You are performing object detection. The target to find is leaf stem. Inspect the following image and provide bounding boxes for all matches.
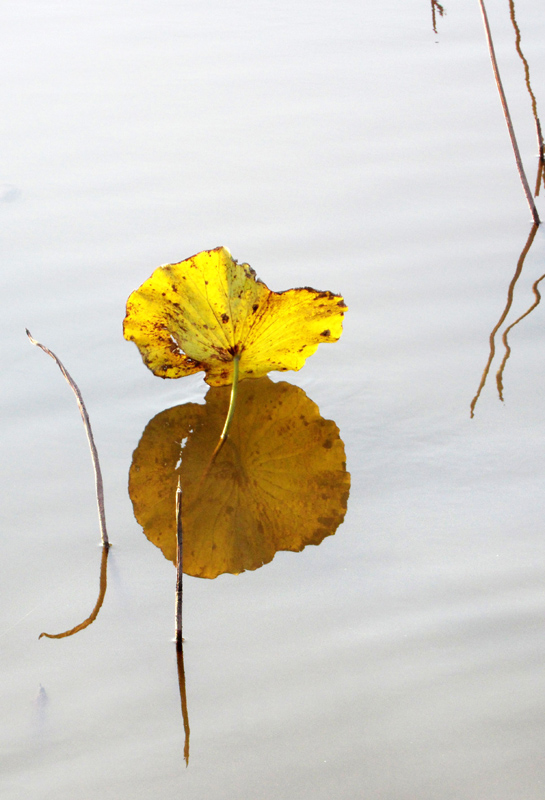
[218,353,240,445]
[196,354,241,489]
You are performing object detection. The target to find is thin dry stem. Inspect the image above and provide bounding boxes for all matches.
[26,329,109,547]
[477,0,540,224]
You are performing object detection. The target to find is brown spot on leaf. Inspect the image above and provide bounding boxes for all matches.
[320,329,330,337]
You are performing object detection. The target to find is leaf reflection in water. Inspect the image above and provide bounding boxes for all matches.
[129,377,350,579]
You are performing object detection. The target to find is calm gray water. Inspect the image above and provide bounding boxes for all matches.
[2,0,545,797]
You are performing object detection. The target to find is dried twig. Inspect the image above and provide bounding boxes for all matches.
[477,0,540,224]
[26,329,109,548]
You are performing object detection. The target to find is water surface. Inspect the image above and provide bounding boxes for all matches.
[2,1,545,797]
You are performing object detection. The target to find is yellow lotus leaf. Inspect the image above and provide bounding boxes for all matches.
[123,246,347,386]
[129,377,350,578]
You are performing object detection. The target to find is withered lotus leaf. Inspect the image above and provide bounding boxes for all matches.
[123,247,347,386]
[129,377,350,578]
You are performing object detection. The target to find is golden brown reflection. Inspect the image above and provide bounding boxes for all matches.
[508,0,545,197]
[39,544,110,639]
[129,377,350,579]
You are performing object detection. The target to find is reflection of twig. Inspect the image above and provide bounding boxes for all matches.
[26,330,110,548]
[174,476,190,762]
[477,0,540,225]
[39,545,110,639]
[496,271,545,399]
[431,0,445,34]
[508,0,545,197]
[470,222,539,416]
[535,160,544,199]
[176,642,190,767]
[175,477,183,647]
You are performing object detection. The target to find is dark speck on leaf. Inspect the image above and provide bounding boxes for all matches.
[252,303,259,312]
[320,329,330,337]
[221,313,229,323]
